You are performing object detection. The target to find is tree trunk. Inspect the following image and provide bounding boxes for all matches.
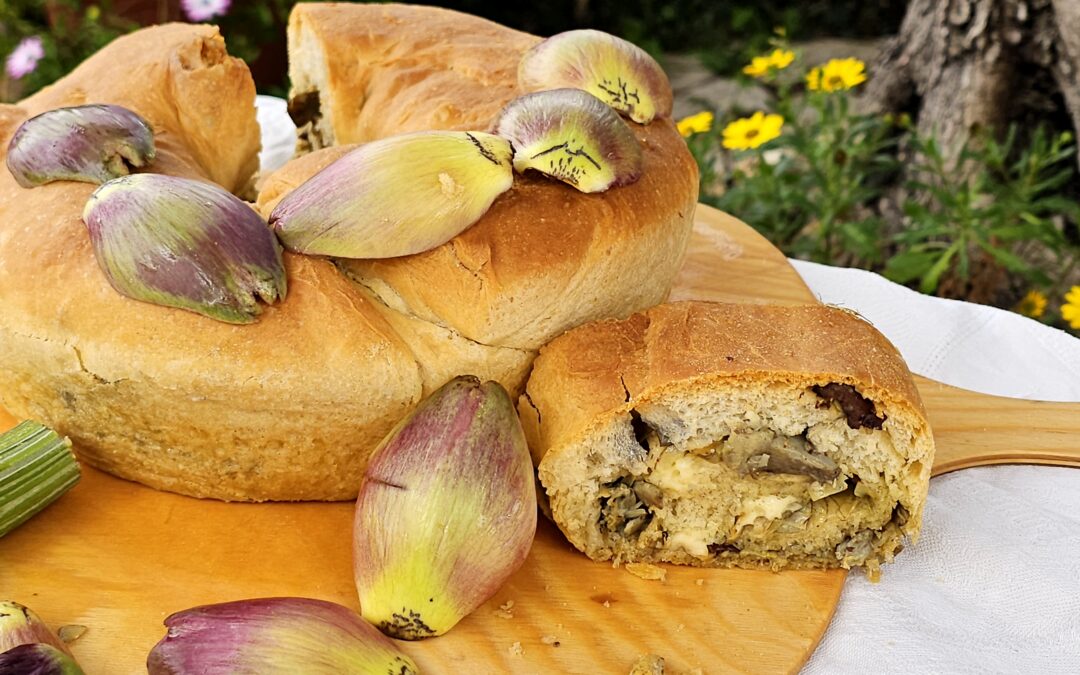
[860,0,1080,304]
[1048,0,1080,149]
[861,0,1080,168]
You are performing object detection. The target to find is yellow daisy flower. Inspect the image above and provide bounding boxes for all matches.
[807,57,868,92]
[721,112,784,151]
[676,111,714,138]
[1062,286,1080,329]
[743,49,796,78]
[1015,290,1047,319]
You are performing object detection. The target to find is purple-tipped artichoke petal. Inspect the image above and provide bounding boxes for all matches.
[518,29,673,124]
[6,104,155,188]
[0,601,72,656]
[81,174,287,324]
[0,644,85,675]
[354,375,538,640]
[493,89,643,193]
[269,130,513,258]
[146,597,417,675]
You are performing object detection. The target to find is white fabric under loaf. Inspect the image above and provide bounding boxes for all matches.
[793,260,1080,674]
[255,98,1080,674]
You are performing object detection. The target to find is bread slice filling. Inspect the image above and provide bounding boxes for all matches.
[540,381,924,577]
[288,90,331,154]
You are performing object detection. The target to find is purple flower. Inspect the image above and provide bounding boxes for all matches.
[181,0,231,22]
[5,36,44,80]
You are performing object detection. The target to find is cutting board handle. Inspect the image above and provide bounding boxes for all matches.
[915,376,1080,476]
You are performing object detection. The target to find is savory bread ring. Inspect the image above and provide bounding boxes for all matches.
[0,4,697,501]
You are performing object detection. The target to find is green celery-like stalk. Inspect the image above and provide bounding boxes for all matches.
[0,421,80,538]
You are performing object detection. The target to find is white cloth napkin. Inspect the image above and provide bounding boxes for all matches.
[253,99,1080,673]
[255,95,296,176]
[793,260,1080,674]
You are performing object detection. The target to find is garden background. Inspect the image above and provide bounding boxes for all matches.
[4,0,1079,334]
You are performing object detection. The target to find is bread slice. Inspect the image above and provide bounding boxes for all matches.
[519,302,935,578]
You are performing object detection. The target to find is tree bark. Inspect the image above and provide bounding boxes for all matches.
[1049,0,1080,150]
[860,0,1080,304]
[865,0,1080,170]
[861,0,1060,169]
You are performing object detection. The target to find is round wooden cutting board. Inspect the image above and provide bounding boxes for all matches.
[2,205,1079,675]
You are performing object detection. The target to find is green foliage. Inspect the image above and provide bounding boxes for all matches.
[3,1,904,101]
[685,47,1080,331]
[211,1,292,73]
[597,0,905,75]
[885,127,1077,294]
[715,88,897,265]
[0,1,132,101]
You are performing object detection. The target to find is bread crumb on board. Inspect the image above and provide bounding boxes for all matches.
[628,654,704,675]
[509,641,524,657]
[540,634,562,647]
[695,578,704,586]
[493,600,515,619]
[629,654,665,675]
[625,562,667,582]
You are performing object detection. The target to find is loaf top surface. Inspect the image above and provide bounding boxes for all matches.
[1,4,698,392]
[276,3,699,349]
[289,2,539,140]
[0,25,420,407]
[256,121,698,349]
[521,301,928,458]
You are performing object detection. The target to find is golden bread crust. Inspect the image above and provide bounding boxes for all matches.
[0,7,698,500]
[0,26,422,500]
[282,2,698,348]
[520,301,928,465]
[288,3,537,141]
[259,120,698,348]
[518,301,934,573]
[20,24,260,193]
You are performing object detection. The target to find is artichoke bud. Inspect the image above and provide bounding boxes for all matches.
[6,104,155,188]
[0,601,72,656]
[146,597,417,674]
[517,29,673,124]
[0,643,85,675]
[82,174,287,324]
[269,131,513,258]
[354,375,537,640]
[493,89,643,193]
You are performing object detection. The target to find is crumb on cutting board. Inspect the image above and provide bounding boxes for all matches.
[695,578,704,586]
[626,562,667,582]
[629,654,705,675]
[541,634,562,647]
[493,600,515,619]
[58,625,87,644]
[509,641,524,657]
[629,654,665,675]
